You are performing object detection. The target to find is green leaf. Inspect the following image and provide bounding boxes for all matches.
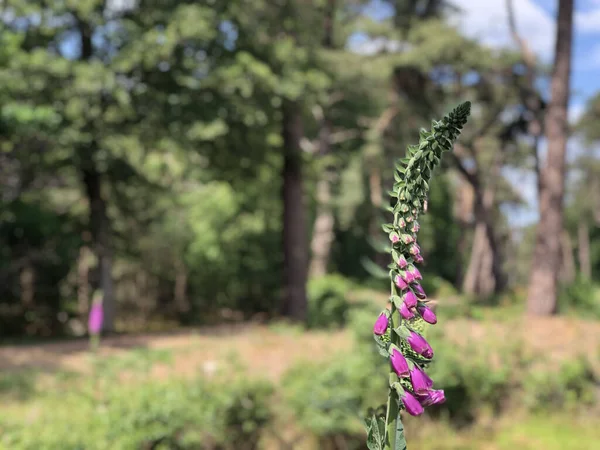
[394,416,408,450]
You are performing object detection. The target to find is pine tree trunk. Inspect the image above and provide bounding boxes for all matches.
[77,241,91,320]
[309,0,337,278]
[578,222,591,279]
[309,170,335,278]
[462,186,505,297]
[82,161,116,333]
[174,259,190,314]
[527,0,573,315]
[559,230,576,284]
[282,102,308,322]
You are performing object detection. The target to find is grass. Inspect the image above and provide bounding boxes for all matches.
[1,300,599,449]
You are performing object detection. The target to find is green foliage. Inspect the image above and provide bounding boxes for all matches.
[0,376,273,450]
[283,352,385,449]
[307,274,353,329]
[522,357,598,411]
[558,276,600,318]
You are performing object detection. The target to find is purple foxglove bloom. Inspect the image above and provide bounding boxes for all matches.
[398,218,406,228]
[411,222,420,233]
[395,275,408,290]
[407,331,433,358]
[88,303,103,335]
[397,255,408,269]
[411,267,422,280]
[399,301,415,320]
[390,233,400,243]
[410,365,433,394]
[413,283,426,299]
[405,216,413,223]
[409,244,420,256]
[373,314,388,335]
[414,254,424,263]
[402,234,413,245]
[418,305,437,324]
[419,389,446,407]
[404,290,418,308]
[403,271,415,284]
[402,391,424,416]
[390,348,410,378]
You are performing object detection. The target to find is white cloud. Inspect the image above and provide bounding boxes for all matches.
[449,0,556,60]
[569,102,585,124]
[575,8,600,33]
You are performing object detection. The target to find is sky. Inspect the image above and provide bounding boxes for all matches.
[356,0,600,227]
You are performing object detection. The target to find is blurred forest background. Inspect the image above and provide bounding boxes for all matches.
[1,0,600,449]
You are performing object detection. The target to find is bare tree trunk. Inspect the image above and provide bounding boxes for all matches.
[309,0,337,278]
[309,170,335,277]
[174,259,190,314]
[559,230,576,284]
[527,0,573,315]
[578,222,592,279]
[20,262,35,309]
[282,102,308,322]
[77,240,91,320]
[82,160,115,332]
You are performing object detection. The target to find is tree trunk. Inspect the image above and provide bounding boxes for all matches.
[77,240,91,320]
[559,230,576,284]
[309,0,337,278]
[578,222,591,279]
[282,102,308,321]
[20,262,35,309]
[174,259,190,314]
[527,0,573,315]
[82,160,116,333]
[462,166,505,297]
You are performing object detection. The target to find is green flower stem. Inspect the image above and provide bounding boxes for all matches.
[385,303,400,449]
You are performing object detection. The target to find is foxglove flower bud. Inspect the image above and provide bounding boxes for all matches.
[373,314,388,335]
[395,275,408,290]
[417,305,437,324]
[410,267,422,280]
[418,389,446,407]
[414,254,424,264]
[399,301,414,320]
[407,331,433,358]
[403,290,417,308]
[411,222,420,233]
[409,244,420,256]
[402,391,424,416]
[391,348,410,378]
[413,284,426,299]
[88,303,103,335]
[403,271,415,284]
[390,232,400,244]
[397,255,408,269]
[398,217,406,228]
[401,234,413,245]
[410,365,433,394]
[405,216,413,223]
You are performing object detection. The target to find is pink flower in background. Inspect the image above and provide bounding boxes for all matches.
[88,303,103,335]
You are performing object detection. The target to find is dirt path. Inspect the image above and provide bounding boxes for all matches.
[1,317,599,383]
[0,324,351,381]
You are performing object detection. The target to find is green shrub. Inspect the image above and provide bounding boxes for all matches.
[558,276,600,318]
[282,353,385,449]
[307,274,352,329]
[0,376,273,450]
[523,356,598,412]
